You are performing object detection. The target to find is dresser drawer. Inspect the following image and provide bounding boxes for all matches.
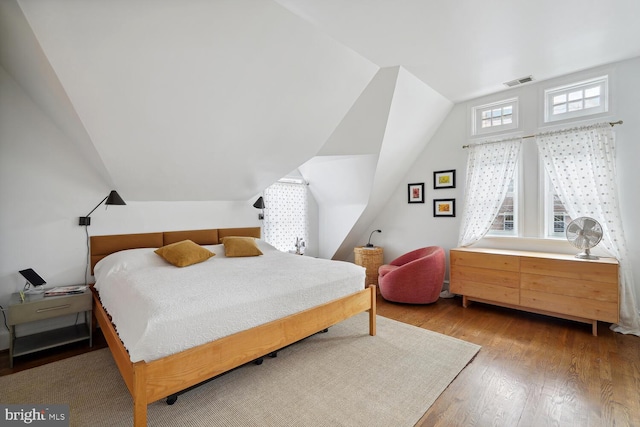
[451,250,519,272]
[8,292,92,324]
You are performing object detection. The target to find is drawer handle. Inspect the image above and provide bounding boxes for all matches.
[36,304,71,313]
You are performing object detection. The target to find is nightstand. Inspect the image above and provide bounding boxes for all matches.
[354,246,384,289]
[8,290,92,368]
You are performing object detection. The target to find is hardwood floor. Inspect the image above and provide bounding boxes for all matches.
[2,295,639,426]
[0,329,107,376]
[376,295,640,427]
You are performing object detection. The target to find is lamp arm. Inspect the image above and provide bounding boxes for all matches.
[84,195,109,218]
[366,229,382,247]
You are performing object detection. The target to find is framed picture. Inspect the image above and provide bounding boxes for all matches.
[433,170,456,189]
[408,183,424,203]
[433,199,455,217]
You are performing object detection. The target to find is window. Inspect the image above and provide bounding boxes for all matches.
[544,76,608,123]
[472,98,519,135]
[487,171,518,236]
[263,180,309,253]
[544,174,572,238]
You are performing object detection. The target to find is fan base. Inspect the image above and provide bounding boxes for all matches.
[575,252,599,260]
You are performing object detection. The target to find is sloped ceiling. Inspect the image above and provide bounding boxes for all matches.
[16,0,378,201]
[6,0,640,207]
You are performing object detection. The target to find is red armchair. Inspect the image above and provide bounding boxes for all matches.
[378,246,445,304]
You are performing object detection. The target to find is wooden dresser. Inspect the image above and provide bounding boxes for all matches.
[450,247,619,335]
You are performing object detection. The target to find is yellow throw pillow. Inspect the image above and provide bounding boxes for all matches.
[155,240,215,267]
[222,236,263,257]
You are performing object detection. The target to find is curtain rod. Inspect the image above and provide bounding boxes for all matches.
[462,120,623,149]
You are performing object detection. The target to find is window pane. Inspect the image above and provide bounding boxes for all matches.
[568,100,583,111]
[482,119,492,128]
[568,90,583,101]
[492,118,502,126]
[553,94,567,104]
[553,104,567,115]
[502,115,513,125]
[584,86,600,98]
[584,97,601,108]
[492,108,502,118]
[503,105,513,115]
[482,110,492,119]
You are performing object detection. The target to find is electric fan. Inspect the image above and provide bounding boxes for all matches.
[565,217,603,260]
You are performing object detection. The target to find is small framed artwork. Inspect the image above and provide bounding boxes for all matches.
[408,183,425,204]
[433,170,456,189]
[433,199,455,217]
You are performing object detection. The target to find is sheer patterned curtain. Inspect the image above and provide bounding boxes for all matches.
[263,182,309,253]
[458,139,522,247]
[537,123,640,335]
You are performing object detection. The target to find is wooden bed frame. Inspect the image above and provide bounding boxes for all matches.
[90,227,377,426]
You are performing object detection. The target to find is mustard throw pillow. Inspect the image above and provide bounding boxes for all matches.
[222,236,263,257]
[155,240,215,267]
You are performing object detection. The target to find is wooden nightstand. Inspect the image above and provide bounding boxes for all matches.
[354,246,384,289]
[8,290,92,368]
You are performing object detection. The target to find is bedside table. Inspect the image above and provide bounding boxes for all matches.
[8,290,92,368]
[354,246,384,289]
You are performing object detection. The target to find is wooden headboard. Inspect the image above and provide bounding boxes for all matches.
[90,227,261,273]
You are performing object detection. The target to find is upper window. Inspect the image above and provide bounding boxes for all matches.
[472,98,519,136]
[544,76,608,123]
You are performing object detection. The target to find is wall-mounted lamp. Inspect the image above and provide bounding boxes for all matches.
[253,196,265,220]
[366,229,382,247]
[79,190,126,226]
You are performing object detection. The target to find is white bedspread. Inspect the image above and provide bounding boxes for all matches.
[94,240,365,362]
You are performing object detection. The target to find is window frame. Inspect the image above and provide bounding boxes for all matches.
[471,97,519,136]
[543,75,609,123]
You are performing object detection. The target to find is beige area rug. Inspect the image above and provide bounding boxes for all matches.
[1,314,480,426]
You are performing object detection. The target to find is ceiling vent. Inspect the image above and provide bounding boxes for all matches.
[504,75,534,87]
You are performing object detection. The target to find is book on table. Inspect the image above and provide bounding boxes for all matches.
[44,285,88,297]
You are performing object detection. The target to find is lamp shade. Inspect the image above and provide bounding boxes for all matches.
[105,190,126,206]
[253,197,265,209]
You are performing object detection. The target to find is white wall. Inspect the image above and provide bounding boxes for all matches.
[370,57,640,307]
[0,67,264,349]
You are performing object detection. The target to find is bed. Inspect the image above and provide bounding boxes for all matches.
[90,227,376,426]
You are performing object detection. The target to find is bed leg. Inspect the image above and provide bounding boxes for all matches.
[369,285,377,336]
[268,351,278,358]
[166,394,178,405]
[254,357,264,365]
[132,364,148,427]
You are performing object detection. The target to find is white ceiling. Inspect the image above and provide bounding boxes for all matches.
[276,0,640,102]
[5,0,640,202]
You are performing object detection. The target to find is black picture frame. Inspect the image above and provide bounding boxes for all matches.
[408,183,425,203]
[433,199,456,217]
[433,170,456,189]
